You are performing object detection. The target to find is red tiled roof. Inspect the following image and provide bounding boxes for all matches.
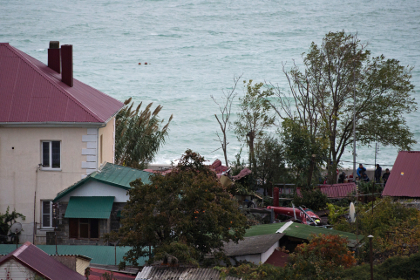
[382,151,420,197]
[297,183,356,199]
[0,43,123,123]
[0,242,85,280]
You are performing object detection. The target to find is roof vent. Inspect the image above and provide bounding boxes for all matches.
[48,41,61,73]
[61,44,73,87]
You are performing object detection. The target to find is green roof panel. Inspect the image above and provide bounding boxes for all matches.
[54,163,151,202]
[244,222,363,247]
[64,196,114,219]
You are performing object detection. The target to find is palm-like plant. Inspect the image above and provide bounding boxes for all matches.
[115,98,172,169]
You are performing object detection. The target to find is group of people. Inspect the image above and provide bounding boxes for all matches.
[356,163,391,185]
[336,163,391,185]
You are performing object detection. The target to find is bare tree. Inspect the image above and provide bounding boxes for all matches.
[211,76,241,167]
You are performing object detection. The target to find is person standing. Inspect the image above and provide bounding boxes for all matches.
[357,164,366,178]
[375,164,382,183]
[382,168,391,186]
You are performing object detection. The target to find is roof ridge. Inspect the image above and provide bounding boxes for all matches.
[6,44,104,123]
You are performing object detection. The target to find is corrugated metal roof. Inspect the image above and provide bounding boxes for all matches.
[0,242,85,280]
[64,196,114,219]
[382,151,420,197]
[222,234,283,256]
[296,183,356,198]
[0,43,123,123]
[244,222,362,247]
[135,266,241,280]
[54,163,151,201]
[0,244,147,266]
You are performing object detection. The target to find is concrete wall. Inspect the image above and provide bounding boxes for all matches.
[0,121,115,244]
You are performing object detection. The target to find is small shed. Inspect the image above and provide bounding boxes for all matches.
[222,234,284,265]
[0,242,85,280]
[136,266,240,280]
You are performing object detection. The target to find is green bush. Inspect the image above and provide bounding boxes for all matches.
[292,188,328,211]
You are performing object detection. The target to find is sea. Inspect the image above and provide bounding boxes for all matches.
[2,0,420,169]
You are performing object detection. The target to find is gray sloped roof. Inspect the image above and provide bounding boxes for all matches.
[136,266,241,280]
[223,234,283,257]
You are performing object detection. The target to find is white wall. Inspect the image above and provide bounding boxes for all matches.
[58,180,130,203]
[0,258,38,279]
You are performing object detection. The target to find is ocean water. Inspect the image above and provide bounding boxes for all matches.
[1,0,420,169]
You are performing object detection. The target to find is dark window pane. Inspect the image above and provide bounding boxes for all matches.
[52,141,60,168]
[43,214,50,227]
[69,219,78,238]
[80,223,89,238]
[43,201,50,213]
[90,219,99,238]
[42,201,51,227]
[42,142,50,167]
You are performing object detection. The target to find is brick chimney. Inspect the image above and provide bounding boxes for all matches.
[61,44,73,87]
[48,41,60,73]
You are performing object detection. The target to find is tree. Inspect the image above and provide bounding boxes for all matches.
[0,207,25,244]
[254,136,288,196]
[234,80,275,174]
[271,31,416,182]
[280,118,328,187]
[112,150,248,267]
[288,234,357,279]
[115,98,172,169]
[211,76,241,167]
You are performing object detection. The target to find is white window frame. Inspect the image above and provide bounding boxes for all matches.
[41,200,53,228]
[41,140,61,170]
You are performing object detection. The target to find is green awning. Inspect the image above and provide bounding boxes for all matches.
[64,196,114,219]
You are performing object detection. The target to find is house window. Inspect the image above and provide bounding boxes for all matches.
[42,201,53,228]
[69,218,99,239]
[42,141,61,169]
[100,134,103,164]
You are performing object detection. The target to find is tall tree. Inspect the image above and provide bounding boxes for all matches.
[234,80,275,174]
[271,32,416,182]
[254,136,287,195]
[115,98,172,169]
[211,76,241,167]
[280,119,328,187]
[112,150,248,267]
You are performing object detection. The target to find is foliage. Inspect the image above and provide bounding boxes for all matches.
[332,198,419,261]
[115,98,172,169]
[288,234,357,279]
[292,188,328,211]
[357,180,384,194]
[327,203,349,224]
[0,207,26,244]
[99,272,118,280]
[217,263,293,280]
[110,150,248,267]
[338,252,420,280]
[254,136,288,195]
[234,80,275,174]
[271,31,416,183]
[280,119,328,186]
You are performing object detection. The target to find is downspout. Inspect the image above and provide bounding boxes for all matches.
[34,164,41,244]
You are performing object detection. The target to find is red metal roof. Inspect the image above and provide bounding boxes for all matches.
[382,151,420,197]
[0,43,123,123]
[297,183,356,199]
[265,249,289,267]
[0,242,85,280]
[89,268,136,280]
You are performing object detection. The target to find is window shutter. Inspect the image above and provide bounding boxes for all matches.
[69,218,78,238]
